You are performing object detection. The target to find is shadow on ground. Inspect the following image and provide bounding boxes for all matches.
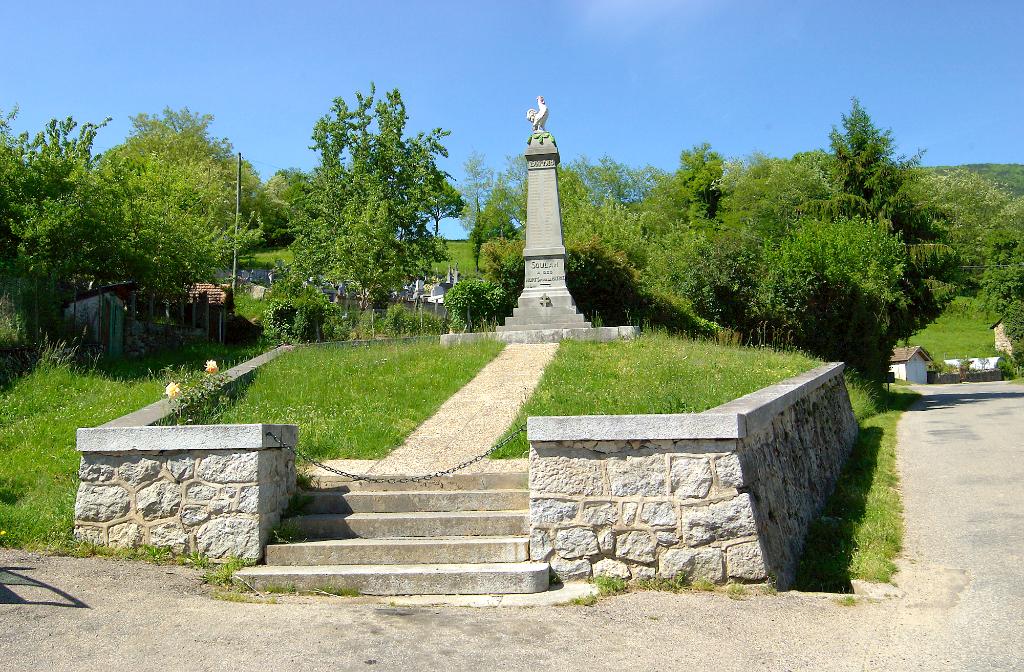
[0,566,89,608]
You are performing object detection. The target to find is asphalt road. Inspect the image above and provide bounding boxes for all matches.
[1,381,1021,672]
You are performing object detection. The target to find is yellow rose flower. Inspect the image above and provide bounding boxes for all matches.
[205,360,219,374]
[165,382,182,399]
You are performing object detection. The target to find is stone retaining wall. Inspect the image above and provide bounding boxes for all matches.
[527,363,858,589]
[74,424,297,560]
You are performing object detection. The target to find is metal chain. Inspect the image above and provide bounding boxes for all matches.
[265,423,526,484]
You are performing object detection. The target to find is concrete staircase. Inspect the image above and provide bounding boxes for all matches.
[235,472,550,596]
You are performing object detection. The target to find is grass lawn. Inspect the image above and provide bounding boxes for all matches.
[795,383,919,591]
[218,340,504,461]
[910,297,999,361]
[491,333,821,458]
[0,342,263,550]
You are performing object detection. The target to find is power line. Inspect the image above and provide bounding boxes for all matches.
[960,263,1024,269]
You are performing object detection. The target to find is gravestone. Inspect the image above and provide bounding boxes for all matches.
[497,100,590,333]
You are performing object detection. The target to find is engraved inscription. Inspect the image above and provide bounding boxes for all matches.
[524,257,566,289]
[528,158,557,169]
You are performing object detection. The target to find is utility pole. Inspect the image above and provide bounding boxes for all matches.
[231,152,241,291]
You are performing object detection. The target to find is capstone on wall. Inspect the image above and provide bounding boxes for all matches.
[73,424,297,560]
[527,364,858,589]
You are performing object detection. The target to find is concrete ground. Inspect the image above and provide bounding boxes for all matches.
[2,381,1022,671]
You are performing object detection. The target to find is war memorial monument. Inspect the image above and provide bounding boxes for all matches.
[441,97,637,345]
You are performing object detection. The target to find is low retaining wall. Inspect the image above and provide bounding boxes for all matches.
[74,424,297,559]
[928,370,1002,384]
[527,363,858,589]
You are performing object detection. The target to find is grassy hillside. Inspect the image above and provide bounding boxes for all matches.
[432,239,478,277]
[909,297,999,361]
[928,163,1024,196]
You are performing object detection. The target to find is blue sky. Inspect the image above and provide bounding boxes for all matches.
[3,0,1022,238]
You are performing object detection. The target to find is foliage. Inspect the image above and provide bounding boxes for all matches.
[757,217,907,374]
[255,168,310,247]
[262,288,339,343]
[219,340,504,460]
[720,151,833,238]
[376,303,444,337]
[931,163,1024,197]
[293,85,451,306]
[647,229,762,332]
[641,142,725,231]
[162,364,231,425]
[443,277,512,332]
[492,332,818,458]
[479,236,715,338]
[978,232,1024,315]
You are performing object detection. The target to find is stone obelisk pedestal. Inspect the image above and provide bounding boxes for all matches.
[497,134,591,333]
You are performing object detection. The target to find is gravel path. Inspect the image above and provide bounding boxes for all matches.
[359,343,557,476]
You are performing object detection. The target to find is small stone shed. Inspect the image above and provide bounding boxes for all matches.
[889,346,932,384]
[992,319,1014,357]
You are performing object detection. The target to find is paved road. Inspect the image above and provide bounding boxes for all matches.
[1,382,1021,672]
[888,380,1024,670]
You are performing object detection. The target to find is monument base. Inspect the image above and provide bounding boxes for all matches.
[497,286,590,333]
[440,326,638,347]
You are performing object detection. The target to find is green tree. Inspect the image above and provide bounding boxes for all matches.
[3,112,118,281]
[720,151,833,239]
[643,143,725,232]
[255,168,310,247]
[294,85,450,306]
[424,174,464,237]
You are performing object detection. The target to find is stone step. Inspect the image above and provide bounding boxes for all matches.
[287,510,529,539]
[309,471,528,492]
[302,489,529,514]
[235,562,550,595]
[498,321,593,332]
[265,536,530,565]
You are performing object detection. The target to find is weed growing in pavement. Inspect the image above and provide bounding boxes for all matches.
[202,557,255,587]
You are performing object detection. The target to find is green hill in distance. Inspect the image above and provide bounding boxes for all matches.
[927,163,1024,196]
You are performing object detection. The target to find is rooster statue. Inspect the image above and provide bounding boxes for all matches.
[526,96,549,132]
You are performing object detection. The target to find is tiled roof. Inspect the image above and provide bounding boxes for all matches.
[188,283,227,306]
[890,346,932,364]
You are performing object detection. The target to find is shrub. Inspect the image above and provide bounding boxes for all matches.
[480,235,717,338]
[262,287,339,343]
[648,230,763,333]
[377,303,444,337]
[444,277,512,332]
[162,361,230,424]
[757,217,906,376]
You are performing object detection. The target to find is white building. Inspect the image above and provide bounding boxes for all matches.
[889,346,933,384]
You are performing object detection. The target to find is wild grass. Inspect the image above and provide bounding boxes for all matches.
[0,342,263,549]
[232,291,265,324]
[794,379,919,591]
[910,296,999,362]
[491,332,820,458]
[218,340,504,460]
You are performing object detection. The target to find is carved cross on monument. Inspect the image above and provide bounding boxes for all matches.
[497,98,590,333]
